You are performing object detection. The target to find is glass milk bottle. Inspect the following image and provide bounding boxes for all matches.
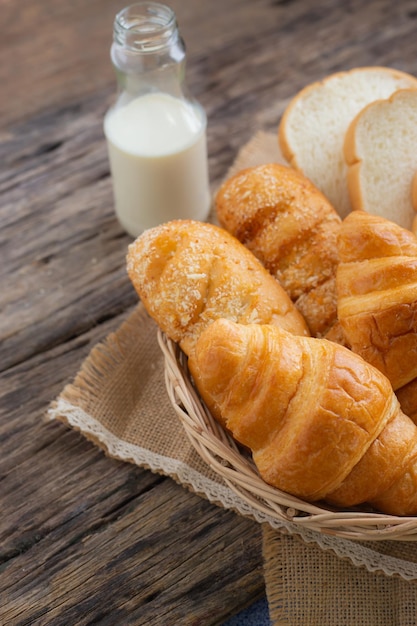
[104,2,211,238]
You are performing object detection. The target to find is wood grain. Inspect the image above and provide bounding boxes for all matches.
[2,0,417,623]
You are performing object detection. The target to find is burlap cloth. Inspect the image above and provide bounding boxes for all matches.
[48,132,417,625]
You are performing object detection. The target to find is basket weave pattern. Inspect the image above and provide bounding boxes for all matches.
[159,331,417,542]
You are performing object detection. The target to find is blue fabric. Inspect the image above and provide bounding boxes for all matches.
[222,595,271,625]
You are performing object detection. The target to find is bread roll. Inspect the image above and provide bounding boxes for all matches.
[336,210,417,390]
[215,163,341,336]
[397,379,417,425]
[127,219,309,356]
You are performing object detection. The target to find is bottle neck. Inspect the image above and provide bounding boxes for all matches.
[110,2,187,100]
[113,2,177,52]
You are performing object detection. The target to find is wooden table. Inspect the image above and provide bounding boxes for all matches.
[2,1,417,623]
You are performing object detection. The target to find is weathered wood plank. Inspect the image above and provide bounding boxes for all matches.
[2,0,417,623]
[0,436,263,625]
[0,314,264,625]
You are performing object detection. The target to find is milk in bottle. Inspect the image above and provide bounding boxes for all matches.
[104,3,210,237]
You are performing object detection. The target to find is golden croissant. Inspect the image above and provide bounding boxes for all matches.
[189,318,417,516]
[215,163,341,336]
[126,219,309,356]
[336,210,417,392]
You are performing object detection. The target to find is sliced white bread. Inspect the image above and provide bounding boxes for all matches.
[278,67,417,218]
[344,88,417,230]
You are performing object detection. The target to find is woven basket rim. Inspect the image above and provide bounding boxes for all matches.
[158,330,417,542]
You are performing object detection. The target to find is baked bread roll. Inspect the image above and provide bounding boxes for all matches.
[397,379,417,425]
[215,163,341,336]
[278,67,417,218]
[127,220,309,356]
[336,210,417,390]
[344,88,417,230]
[189,318,417,515]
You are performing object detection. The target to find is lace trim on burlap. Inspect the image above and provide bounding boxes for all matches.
[48,398,417,581]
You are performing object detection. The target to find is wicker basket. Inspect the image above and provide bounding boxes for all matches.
[158,330,417,542]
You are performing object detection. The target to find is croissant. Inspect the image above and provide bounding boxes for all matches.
[189,318,417,515]
[126,220,309,356]
[336,210,417,390]
[214,163,342,336]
